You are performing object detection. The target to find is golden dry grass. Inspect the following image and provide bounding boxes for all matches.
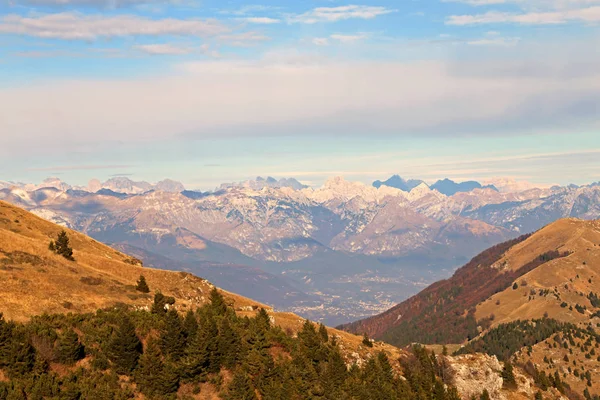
[475,218,600,329]
[0,200,402,367]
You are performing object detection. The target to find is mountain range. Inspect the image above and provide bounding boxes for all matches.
[0,193,600,400]
[1,199,578,399]
[1,174,599,325]
[341,217,600,398]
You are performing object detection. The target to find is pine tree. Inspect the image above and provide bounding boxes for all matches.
[535,391,543,400]
[135,339,179,397]
[318,323,329,343]
[54,230,74,261]
[501,361,516,388]
[56,329,85,365]
[323,348,347,395]
[219,317,241,369]
[135,275,150,293]
[362,332,373,347]
[160,309,186,361]
[183,310,199,339]
[209,288,227,316]
[48,241,55,252]
[106,316,142,374]
[255,308,271,332]
[0,314,13,368]
[480,389,491,400]
[4,330,35,378]
[151,292,175,315]
[226,369,257,400]
[181,314,219,379]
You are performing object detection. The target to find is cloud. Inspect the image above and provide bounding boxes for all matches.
[312,37,329,46]
[221,5,281,16]
[237,17,280,24]
[26,165,133,171]
[134,44,193,55]
[13,0,181,8]
[311,33,368,46]
[288,5,396,24]
[467,36,520,45]
[447,6,600,25]
[0,13,230,40]
[218,31,269,46]
[330,33,368,43]
[1,44,600,155]
[443,0,600,6]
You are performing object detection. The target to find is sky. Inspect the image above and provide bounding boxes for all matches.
[1,0,600,190]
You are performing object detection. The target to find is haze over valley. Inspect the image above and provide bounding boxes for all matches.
[3,174,599,325]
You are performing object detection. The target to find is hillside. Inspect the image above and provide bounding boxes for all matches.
[341,218,600,348]
[0,200,403,365]
[2,178,600,325]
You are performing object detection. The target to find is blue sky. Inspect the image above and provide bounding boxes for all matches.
[1,0,600,189]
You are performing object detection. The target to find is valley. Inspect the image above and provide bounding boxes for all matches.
[2,175,600,325]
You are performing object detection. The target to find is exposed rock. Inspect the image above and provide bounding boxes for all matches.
[442,354,504,400]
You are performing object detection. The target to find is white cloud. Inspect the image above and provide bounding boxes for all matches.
[288,5,395,24]
[222,5,280,16]
[2,47,599,154]
[0,13,230,40]
[134,44,193,55]
[312,37,329,46]
[218,31,269,46]
[444,0,600,7]
[447,6,600,25]
[237,17,280,24]
[467,36,520,45]
[14,0,180,8]
[330,33,368,43]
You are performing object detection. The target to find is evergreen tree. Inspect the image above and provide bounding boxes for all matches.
[255,308,271,332]
[135,275,150,293]
[135,339,179,398]
[160,309,186,361]
[323,348,347,397]
[4,330,35,378]
[54,230,74,261]
[534,391,543,400]
[480,389,491,400]
[219,317,242,369]
[447,387,462,400]
[0,314,13,368]
[48,241,55,252]
[209,288,228,316]
[226,369,258,400]
[181,314,219,379]
[362,332,373,347]
[318,323,329,343]
[501,361,516,388]
[56,329,85,365]
[183,310,199,339]
[106,317,142,374]
[151,292,175,315]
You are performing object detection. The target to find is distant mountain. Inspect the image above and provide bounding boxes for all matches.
[340,217,600,398]
[2,176,600,324]
[430,178,498,196]
[372,175,424,191]
[85,177,186,194]
[340,218,600,345]
[483,177,543,193]
[154,178,186,193]
[219,176,307,190]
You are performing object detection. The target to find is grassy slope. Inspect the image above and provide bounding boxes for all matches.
[0,200,403,364]
[475,219,600,328]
